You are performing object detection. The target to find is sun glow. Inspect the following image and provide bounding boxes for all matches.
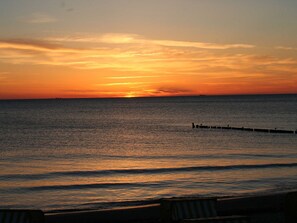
[0,32,297,99]
[124,92,137,98]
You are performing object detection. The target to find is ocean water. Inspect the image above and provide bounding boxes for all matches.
[0,94,296,211]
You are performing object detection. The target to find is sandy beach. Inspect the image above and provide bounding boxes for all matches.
[44,190,297,223]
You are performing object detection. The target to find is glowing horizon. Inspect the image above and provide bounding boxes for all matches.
[1,1,297,99]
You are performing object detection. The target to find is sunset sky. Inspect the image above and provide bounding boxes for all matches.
[0,0,297,99]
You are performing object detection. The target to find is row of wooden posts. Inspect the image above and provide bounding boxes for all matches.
[192,123,297,134]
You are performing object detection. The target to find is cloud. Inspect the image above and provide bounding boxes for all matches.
[100,33,255,49]
[275,46,297,51]
[151,87,193,95]
[47,33,255,50]
[0,35,297,90]
[107,75,160,79]
[152,40,254,50]
[23,13,57,24]
[60,89,126,98]
[98,82,149,86]
[0,39,62,51]
[99,33,141,44]
[62,89,100,93]
[1,30,296,98]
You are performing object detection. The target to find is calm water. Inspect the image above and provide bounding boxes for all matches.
[0,95,297,211]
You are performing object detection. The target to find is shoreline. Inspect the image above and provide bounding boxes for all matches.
[44,190,297,223]
[44,189,297,214]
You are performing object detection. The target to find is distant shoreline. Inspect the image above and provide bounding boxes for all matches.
[0,93,296,101]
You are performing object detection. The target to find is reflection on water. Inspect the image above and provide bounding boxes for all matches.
[0,95,297,210]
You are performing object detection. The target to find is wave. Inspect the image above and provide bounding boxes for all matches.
[1,162,297,181]
[101,153,296,160]
[27,182,152,191]
[21,173,297,192]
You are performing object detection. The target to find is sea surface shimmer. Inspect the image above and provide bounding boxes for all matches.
[0,94,297,211]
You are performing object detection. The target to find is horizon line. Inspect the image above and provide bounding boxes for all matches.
[1,93,296,101]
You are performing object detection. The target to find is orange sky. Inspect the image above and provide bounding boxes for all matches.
[1,1,297,99]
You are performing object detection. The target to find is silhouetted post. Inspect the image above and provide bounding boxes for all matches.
[192,123,195,128]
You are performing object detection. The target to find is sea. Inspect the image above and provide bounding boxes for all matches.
[0,94,297,212]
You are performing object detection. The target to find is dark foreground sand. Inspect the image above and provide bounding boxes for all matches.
[45,191,297,223]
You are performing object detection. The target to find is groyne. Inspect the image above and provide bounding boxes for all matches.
[192,123,296,134]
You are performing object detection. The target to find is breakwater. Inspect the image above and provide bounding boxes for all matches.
[192,123,296,134]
